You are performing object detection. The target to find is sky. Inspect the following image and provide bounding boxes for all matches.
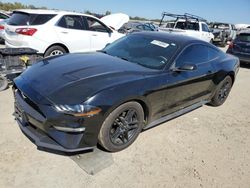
[2,0,250,24]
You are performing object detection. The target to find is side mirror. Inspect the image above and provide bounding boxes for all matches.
[172,64,197,72]
[107,27,114,33]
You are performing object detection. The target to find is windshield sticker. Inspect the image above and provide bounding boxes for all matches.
[151,40,169,48]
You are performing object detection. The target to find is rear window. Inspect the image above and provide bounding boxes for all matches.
[237,33,250,42]
[175,22,199,31]
[8,12,56,26]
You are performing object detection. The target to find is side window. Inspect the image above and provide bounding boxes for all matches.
[208,47,220,60]
[57,15,85,30]
[85,17,109,33]
[175,44,209,67]
[202,23,209,32]
[30,14,56,25]
[143,25,153,31]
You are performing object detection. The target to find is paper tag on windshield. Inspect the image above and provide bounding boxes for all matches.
[151,40,169,48]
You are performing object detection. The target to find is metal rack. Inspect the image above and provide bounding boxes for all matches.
[159,12,207,26]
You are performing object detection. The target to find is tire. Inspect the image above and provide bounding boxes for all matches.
[210,76,232,106]
[0,76,8,91]
[98,101,144,152]
[220,38,227,47]
[44,45,67,57]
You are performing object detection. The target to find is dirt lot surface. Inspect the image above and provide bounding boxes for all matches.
[0,46,250,188]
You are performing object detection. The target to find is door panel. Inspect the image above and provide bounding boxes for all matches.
[84,16,113,51]
[90,32,113,51]
[54,15,91,53]
[162,63,215,116]
[161,44,217,116]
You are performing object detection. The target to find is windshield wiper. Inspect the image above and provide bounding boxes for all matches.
[119,56,129,61]
[97,50,107,54]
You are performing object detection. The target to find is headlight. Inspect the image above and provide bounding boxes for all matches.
[54,104,101,117]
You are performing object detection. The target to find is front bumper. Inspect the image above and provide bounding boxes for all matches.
[12,78,102,153]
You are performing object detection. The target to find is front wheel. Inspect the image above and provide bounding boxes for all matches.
[98,102,144,152]
[210,76,232,106]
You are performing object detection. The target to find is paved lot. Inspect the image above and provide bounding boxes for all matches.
[0,46,250,187]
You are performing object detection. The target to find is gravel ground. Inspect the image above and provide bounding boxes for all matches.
[0,46,250,188]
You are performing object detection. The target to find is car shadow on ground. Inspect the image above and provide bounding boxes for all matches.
[240,62,250,69]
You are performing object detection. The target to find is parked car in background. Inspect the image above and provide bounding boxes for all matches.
[4,9,129,57]
[0,11,10,44]
[227,31,250,64]
[13,32,239,153]
[0,19,8,43]
[210,22,237,46]
[0,11,10,21]
[210,23,227,47]
[159,12,214,43]
[119,21,158,34]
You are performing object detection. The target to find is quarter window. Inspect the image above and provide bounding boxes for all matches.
[85,17,109,33]
[58,15,85,30]
[175,44,219,67]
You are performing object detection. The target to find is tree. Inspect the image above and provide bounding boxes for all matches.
[105,11,111,15]
[0,2,47,11]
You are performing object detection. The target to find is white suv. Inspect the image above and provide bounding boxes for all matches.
[4,9,129,57]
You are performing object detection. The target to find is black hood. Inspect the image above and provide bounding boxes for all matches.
[19,52,154,104]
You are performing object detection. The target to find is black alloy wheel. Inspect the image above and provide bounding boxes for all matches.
[98,102,144,152]
[210,76,232,106]
[110,109,139,146]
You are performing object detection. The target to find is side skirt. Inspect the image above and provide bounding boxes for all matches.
[143,100,209,130]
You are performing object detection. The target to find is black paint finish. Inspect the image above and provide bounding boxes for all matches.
[13,32,239,153]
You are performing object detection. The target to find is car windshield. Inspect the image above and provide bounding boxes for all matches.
[237,33,250,42]
[103,34,178,70]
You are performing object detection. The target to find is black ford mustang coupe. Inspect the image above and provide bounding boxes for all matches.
[13,32,239,153]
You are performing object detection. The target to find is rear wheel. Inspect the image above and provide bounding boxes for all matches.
[210,76,232,106]
[0,76,8,91]
[44,45,67,57]
[98,102,144,152]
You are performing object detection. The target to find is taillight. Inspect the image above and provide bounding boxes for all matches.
[228,42,234,49]
[0,25,4,30]
[15,28,37,36]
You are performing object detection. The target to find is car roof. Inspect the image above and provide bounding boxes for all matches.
[132,31,211,47]
[13,9,95,17]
